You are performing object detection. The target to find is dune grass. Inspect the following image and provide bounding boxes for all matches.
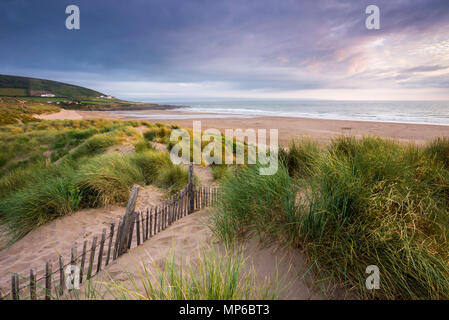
[211,136,449,299]
[62,247,280,300]
[0,120,190,243]
[4,246,281,300]
[211,164,230,181]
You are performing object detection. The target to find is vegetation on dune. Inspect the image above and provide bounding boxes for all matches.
[99,247,280,300]
[211,164,230,181]
[211,136,449,299]
[9,246,280,300]
[0,97,60,125]
[0,120,188,243]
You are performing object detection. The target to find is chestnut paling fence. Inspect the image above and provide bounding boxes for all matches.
[0,164,219,300]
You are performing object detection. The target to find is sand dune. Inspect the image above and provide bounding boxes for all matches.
[86,209,343,300]
[0,185,164,293]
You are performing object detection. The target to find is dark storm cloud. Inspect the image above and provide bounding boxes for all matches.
[0,0,448,97]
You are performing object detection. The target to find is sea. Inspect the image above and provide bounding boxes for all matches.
[113,99,449,125]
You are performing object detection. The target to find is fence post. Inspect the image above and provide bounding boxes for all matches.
[87,236,97,280]
[145,209,149,240]
[80,240,87,283]
[30,269,36,300]
[149,208,153,238]
[45,261,51,300]
[11,274,18,300]
[113,217,123,260]
[71,243,77,266]
[97,228,106,273]
[118,184,140,256]
[59,255,64,297]
[154,207,158,235]
[127,213,137,249]
[105,223,115,266]
[136,212,141,246]
[188,162,194,214]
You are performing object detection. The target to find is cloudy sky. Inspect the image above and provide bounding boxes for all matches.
[1,0,448,101]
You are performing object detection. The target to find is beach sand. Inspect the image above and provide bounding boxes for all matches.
[36,109,449,145]
[0,185,165,293]
[0,165,342,299]
[3,107,444,298]
[87,208,346,300]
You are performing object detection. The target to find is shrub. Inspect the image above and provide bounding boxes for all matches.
[425,137,449,169]
[0,174,81,242]
[211,136,449,299]
[100,247,280,300]
[155,165,189,193]
[75,154,144,207]
[279,139,321,177]
[211,164,229,181]
[130,151,172,184]
[69,130,123,160]
[211,163,296,246]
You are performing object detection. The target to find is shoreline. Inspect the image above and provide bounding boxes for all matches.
[36,108,449,145]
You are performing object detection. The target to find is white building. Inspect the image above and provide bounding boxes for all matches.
[40,93,55,97]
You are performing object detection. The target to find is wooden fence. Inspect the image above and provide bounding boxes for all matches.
[0,163,219,300]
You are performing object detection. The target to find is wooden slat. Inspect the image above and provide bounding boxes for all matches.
[105,223,115,266]
[71,243,77,266]
[142,211,145,241]
[164,201,167,229]
[87,236,97,280]
[155,206,159,233]
[113,217,123,260]
[189,163,194,214]
[136,212,141,246]
[45,261,52,300]
[97,228,106,273]
[11,274,18,300]
[127,213,136,249]
[183,190,187,217]
[149,208,153,238]
[119,184,140,255]
[80,240,87,284]
[59,255,64,296]
[173,195,177,225]
[30,269,36,300]
[145,209,149,240]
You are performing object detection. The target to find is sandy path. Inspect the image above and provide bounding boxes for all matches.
[34,109,84,120]
[87,209,338,300]
[0,185,164,293]
[34,109,121,121]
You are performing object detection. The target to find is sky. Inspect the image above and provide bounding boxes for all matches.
[1,0,449,101]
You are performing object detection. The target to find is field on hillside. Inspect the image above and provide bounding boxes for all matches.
[0,74,103,99]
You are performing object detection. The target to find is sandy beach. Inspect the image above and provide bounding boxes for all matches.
[37,108,449,145]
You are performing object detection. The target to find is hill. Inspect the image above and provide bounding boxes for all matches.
[0,74,104,99]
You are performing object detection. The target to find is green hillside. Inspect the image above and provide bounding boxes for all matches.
[0,74,104,99]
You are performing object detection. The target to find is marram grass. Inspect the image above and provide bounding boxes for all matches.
[211,136,449,299]
[7,246,282,300]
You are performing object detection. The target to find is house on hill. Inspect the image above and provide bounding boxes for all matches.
[40,93,55,97]
[30,90,55,97]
